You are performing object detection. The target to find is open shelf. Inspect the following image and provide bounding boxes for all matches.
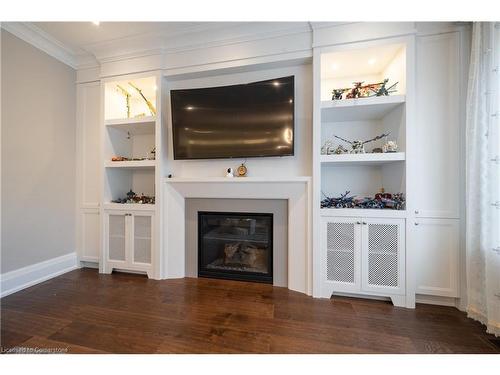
[103,203,156,211]
[105,117,156,135]
[320,208,407,218]
[105,160,156,169]
[321,95,405,122]
[320,152,405,165]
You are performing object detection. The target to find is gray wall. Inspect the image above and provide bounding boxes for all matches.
[185,199,288,287]
[1,31,76,273]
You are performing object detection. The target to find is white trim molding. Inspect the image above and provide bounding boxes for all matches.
[0,22,78,68]
[0,253,79,298]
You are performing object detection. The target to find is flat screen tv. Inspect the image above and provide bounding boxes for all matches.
[170,76,294,160]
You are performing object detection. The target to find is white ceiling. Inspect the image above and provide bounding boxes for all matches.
[32,22,227,55]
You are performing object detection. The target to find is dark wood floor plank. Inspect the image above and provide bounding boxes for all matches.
[1,269,498,354]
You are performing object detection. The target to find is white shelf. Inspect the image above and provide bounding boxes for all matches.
[320,152,405,166]
[320,208,407,218]
[103,203,156,211]
[105,116,156,135]
[321,95,405,122]
[105,160,156,169]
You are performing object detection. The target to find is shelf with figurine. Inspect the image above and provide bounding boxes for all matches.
[320,189,406,215]
[321,132,403,165]
[106,147,156,169]
[108,189,156,206]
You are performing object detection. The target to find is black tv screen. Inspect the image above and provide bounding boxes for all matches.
[170,76,294,160]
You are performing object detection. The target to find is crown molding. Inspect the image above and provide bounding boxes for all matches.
[1,22,79,69]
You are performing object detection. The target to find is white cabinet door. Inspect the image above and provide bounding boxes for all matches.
[107,213,128,264]
[131,213,154,266]
[104,210,154,274]
[361,218,405,295]
[321,217,362,294]
[76,82,101,262]
[415,218,459,297]
[415,32,461,218]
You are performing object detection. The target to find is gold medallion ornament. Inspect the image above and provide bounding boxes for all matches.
[237,163,247,177]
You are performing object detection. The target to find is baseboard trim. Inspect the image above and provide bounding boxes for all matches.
[1,253,79,298]
[416,294,459,307]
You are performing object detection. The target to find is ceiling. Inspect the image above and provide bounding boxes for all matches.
[32,22,229,55]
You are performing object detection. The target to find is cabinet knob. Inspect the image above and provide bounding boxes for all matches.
[356,221,361,225]
[415,210,419,214]
[415,222,419,226]
[362,222,367,225]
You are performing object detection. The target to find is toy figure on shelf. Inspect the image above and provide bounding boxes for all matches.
[331,88,346,100]
[116,84,132,118]
[321,191,405,210]
[333,133,390,154]
[111,190,155,205]
[111,156,129,161]
[128,82,156,116]
[321,140,334,155]
[370,78,398,96]
[149,147,156,160]
[346,82,363,99]
[382,140,398,153]
[333,145,349,154]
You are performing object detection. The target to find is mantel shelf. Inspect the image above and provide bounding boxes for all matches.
[320,152,405,165]
[105,160,156,169]
[165,176,311,183]
[321,95,406,122]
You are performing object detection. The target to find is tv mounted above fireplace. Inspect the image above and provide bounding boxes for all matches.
[170,76,295,160]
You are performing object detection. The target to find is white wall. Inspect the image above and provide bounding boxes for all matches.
[1,31,76,273]
[165,64,312,178]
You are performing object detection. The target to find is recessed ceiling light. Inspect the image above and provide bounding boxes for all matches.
[92,21,100,26]
[186,106,194,110]
[368,58,376,65]
[273,81,280,86]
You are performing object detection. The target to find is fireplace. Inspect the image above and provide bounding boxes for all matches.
[198,211,273,283]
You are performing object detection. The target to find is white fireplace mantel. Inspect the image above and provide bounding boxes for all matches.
[163,176,312,295]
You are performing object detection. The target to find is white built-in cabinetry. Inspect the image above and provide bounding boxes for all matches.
[99,72,164,279]
[76,81,101,263]
[104,208,155,277]
[313,36,413,307]
[412,30,465,300]
[321,216,405,301]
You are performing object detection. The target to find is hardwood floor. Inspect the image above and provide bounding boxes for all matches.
[1,268,499,354]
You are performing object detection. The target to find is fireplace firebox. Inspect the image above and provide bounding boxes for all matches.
[198,211,273,283]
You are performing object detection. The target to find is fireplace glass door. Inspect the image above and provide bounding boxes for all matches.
[198,211,273,283]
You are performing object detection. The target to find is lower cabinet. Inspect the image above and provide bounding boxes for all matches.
[414,218,459,297]
[321,216,406,301]
[103,210,154,277]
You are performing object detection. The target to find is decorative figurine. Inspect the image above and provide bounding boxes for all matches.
[128,82,156,116]
[111,190,155,205]
[346,82,363,99]
[331,88,345,100]
[333,145,349,154]
[383,140,398,153]
[331,78,398,101]
[321,140,335,155]
[334,133,390,154]
[111,156,129,161]
[116,85,132,118]
[237,163,247,177]
[149,146,156,160]
[321,191,405,210]
[370,78,398,96]
[226,168,234,178]
[372,147,383,153]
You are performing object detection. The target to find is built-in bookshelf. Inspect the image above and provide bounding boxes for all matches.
[318,42,408,211]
